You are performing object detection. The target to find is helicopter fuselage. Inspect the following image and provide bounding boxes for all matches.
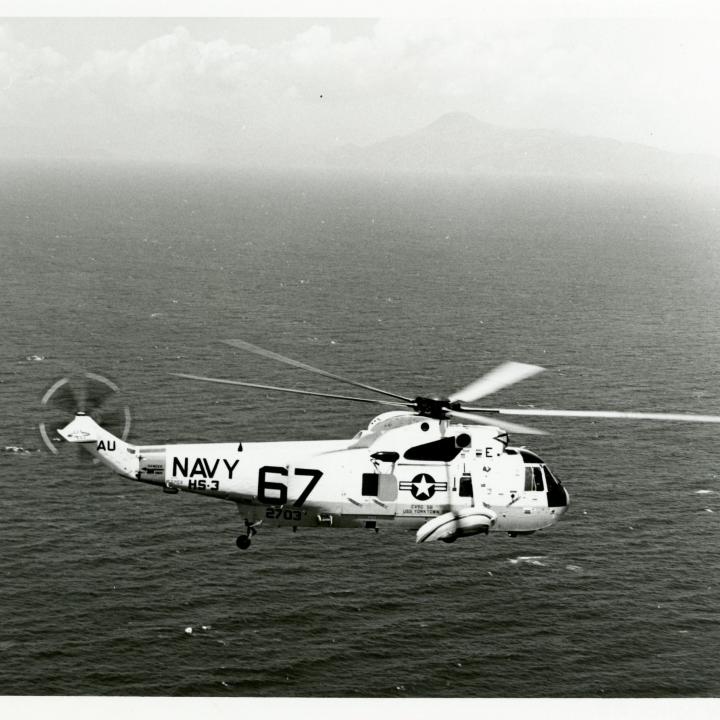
[62,411,569,542]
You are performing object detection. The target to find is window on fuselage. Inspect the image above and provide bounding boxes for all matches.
[543,466,560,488]
[524,466,545,492]
[362,473,379,496]
[459,475,473,498]
[361,473,398,501]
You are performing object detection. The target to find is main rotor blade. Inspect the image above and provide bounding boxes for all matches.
[447,410,546,435]
[221,339,413,402]
[171,373,412,408]
[464,407,720,424]
[449,362,544,404]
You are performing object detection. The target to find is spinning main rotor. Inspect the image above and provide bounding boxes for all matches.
[172,340,720,433]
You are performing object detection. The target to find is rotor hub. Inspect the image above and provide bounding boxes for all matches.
[412,396,461,419]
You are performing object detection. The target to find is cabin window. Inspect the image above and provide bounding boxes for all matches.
[459,475,473,498]
[524,466,545,492]
[362,473,379,496]
[361,473,398,501]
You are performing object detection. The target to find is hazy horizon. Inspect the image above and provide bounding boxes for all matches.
[2,16,720,168]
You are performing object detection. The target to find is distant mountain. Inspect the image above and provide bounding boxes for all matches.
[330,112,720,184]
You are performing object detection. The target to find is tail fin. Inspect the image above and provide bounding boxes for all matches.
[58,412,139,479]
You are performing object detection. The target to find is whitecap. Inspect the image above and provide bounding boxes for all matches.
[566,564,582,572]
[695,490,713,494]
[509,555,547,566]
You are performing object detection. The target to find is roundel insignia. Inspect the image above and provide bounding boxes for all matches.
[411,473,436,500]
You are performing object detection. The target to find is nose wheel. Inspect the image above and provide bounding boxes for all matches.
[236,519,261,550]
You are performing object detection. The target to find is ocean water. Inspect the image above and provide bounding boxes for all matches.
[1,162,720,696]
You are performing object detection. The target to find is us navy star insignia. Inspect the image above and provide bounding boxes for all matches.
[412,474,435,500]
[399,474,447,500]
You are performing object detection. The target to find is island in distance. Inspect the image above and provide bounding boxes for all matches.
[329,111,720,186]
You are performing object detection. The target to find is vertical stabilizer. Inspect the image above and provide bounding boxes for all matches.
[58,412,139,478]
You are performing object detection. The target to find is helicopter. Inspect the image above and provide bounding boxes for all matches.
[41,339,720,550]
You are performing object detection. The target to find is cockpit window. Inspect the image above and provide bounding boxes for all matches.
[524,466,545,492]
[543,466,561,488]
[520,449,544,464]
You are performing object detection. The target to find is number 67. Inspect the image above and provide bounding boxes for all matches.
[257,466,322,507]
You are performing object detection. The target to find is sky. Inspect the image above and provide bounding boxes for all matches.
[1,3,720,166]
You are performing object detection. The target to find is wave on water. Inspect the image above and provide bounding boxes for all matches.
[509,555,548,566]
[184,624,212,635]
[508,556,583,572]
[3,446,39,454]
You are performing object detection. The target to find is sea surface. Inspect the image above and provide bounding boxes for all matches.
[1,162,720,697]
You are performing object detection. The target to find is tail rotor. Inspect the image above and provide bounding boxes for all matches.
[39,372,131,456]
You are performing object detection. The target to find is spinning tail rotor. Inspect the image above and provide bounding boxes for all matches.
[39,372,131,456]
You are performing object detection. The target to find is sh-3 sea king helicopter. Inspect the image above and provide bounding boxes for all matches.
[40,340,720,550]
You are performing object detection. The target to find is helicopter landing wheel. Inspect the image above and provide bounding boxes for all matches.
[236,535,251,550]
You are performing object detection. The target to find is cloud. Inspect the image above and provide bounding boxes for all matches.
[0,25,70,98]
[1,18,719,163]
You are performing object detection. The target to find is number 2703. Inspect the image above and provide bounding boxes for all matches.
[265,507,302,521]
